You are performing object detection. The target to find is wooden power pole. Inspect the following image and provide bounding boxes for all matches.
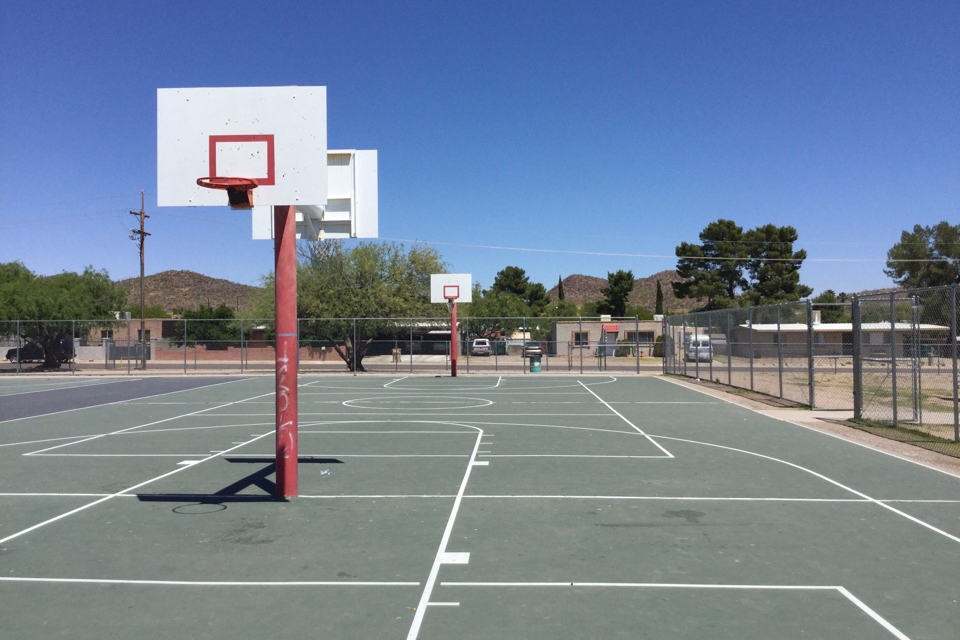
[130,191,150,370]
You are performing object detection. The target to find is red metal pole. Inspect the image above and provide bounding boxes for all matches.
[274,204,298,498]
[451,301,458,377]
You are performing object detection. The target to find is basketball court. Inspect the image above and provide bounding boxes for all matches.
[1,374,958,639]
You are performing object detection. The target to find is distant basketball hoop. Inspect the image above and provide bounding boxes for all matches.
[196,176,259,209]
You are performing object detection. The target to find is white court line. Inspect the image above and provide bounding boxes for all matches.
[578,380,674,457]
[0,576,419,587]
[0,384,282,546]
[480,455,677,459]
[0,378,130,397]
[658,434,960,545]
[0,429,274,546]
[0,377,251,425]
[438,581,911,640]
[0,435,99,449]
[24,386,276,456]
[406,425,485,640]
[658,375,960,480]
[8,493,957,505]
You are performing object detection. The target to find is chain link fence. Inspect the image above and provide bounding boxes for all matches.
[1,315,663,375]
[853,286,959,454]
[664,286,960,457]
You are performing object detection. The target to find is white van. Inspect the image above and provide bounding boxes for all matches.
[684,335,712,362]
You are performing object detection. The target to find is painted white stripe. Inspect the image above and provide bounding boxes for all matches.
[658,434,960,545]
[442,581,838,589]
[0,429,275,546]
[482,454,669,459]
[436,579,906,637]
[578,381,675,457]
[836,586,912,640]
[406,427,485,640]
[0,576,418,587]
[441,552,470,565]
[25,385,276,456]
[658,375,960,481]
[0,377,251,425]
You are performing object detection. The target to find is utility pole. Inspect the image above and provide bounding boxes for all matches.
[130,191,150,370]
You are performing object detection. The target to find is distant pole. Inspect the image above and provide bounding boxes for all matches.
[129,191,150,370]
[274,204,299,498]
[451,300,458,377]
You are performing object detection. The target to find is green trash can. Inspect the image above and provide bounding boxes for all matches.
[529,354,542,373]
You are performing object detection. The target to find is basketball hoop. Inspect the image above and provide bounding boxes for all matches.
[196,176,259,209]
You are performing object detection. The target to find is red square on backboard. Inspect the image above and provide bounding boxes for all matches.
[209,134,276,185]
[443,285,460,300]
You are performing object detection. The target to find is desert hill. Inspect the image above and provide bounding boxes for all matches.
[116,270,260,315]
[547,270,696,313]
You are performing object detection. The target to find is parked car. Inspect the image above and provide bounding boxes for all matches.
[470,338,492,356]
[522,341,543,357]
[6,339,74,364]
[684,335,712,362]
[6,342,44,363]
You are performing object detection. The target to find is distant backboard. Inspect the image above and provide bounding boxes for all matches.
[251,150,378,240]
[157,86,327,207]
[431,274,473,303]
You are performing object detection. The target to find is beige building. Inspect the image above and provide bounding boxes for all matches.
[549,319,662,357]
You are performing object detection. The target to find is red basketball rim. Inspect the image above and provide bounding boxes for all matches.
[196,177,259,191]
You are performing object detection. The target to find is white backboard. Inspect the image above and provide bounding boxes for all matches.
[431,273,473,303]
[251,150,378,240]
[157,86,327,207]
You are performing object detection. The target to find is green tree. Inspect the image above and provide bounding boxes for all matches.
[884,222,960,288]
[742,224,812,305]
[123,304,169,319]
[674,219,811,310]
[597,270,634,317]
[0,262,126,368]
[673,219,747,310]
[175,303,240,347]
[557,275,565,301]
[812,290,849,323]
[462,283,528,339]
[254,241,447,372]
[626,305,654,320]
[655,280,664,315]
[491,266,549,314]
[543,297,578,319]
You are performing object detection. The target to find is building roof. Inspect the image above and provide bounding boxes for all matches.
[739,322,949,333]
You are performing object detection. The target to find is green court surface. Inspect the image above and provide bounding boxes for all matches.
[1,375,958,639]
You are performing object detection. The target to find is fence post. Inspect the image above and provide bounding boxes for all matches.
[635,315,640,374]
[578,317,584,374]
[890,292,898,426]
[71,319,76,374]
[182,318,188,374]
[952,284,958,442]
[777,306,784,399]
[748,307,755,391]
[852,295,862,419]
[240,318,245,373]
[807,299,815,409]
[726,310,733,386]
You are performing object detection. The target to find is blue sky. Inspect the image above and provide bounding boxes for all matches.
[1,1,957,298]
